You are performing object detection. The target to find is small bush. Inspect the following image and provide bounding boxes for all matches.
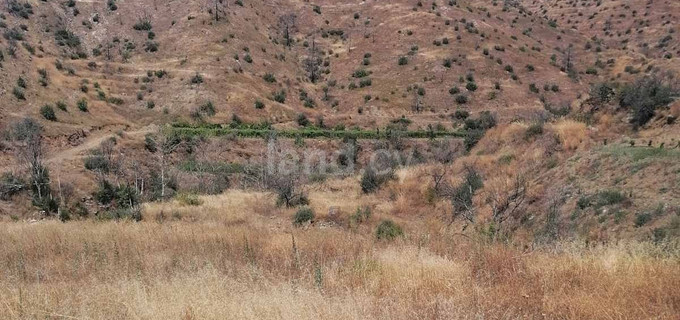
[272,90,286,103]
[176,193,203,206]
[524,123,543,140]
[361,166,394,193]
[293,207,314,226]
[77,99,88,112]
[12,87,25,100]
[634,213,652,228]
[455,94,468,104]
[133,19,152,31]
[190,73,204,84]
[254,100,265,109]
[40,105,56,121]
[263,73,276,83]
[398,56,408,65]
[375,220,403,240]
[465,82,477,91]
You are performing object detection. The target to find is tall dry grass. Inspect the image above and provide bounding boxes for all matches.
[1,191,679,319]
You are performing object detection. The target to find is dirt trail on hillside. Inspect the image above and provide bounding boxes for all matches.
[4,126,157,173]
[47,126,156,165]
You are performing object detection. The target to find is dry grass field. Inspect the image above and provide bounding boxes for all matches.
[1,191,679,320]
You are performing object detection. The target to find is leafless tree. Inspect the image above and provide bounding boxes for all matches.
[428,165,451,197]
[9,118,53,209]
[146,131,181,199]
[278,13,297,48]
[486,172,529,230]
[209,0,227,22]
[303,37,321,83]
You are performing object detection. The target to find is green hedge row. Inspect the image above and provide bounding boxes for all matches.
[169,126,465,140]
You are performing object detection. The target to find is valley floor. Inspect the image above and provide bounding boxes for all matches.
[1,190,678,320]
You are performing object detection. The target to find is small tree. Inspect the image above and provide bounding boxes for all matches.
[451,166,483,227]
[486,172,528,237]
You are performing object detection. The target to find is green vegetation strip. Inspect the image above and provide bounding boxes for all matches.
[169,125,466,140]
[600,145,680,162]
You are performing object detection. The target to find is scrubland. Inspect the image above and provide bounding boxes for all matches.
[1,190,678,320]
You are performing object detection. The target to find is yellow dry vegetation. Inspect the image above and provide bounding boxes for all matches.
[1,190,678,320]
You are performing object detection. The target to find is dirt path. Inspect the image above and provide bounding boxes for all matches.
[46,126,155,165]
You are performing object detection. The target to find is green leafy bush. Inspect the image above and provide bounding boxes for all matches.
[294,207,314,226]
[375,220,403,240]
[40,105,56,121]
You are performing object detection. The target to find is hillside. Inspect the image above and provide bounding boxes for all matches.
[0,1,679,318]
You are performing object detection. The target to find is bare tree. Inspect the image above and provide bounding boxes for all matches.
[562,44,577,79]
[486,172,528,232]
[9,118,54,212]
[278,13,297,48]
[210,0,227,22]
[303,37,321,83]
[428,165,451,197]
[412,89,423,113]
[145,131,181,199]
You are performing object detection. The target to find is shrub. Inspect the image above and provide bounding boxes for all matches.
[398,56,408,65]
[619,77,675,128]
[190,73,204,84]
[353,69,369,78]
[350,206,371,225]
[77,99,88,112]
[360,166,394,193]
[294,207,314,226]
[176,193,203,206]
[375,220,403,240]
[12,87,25,100]
[254,100,265,109]
[296,113,310,127]
[451,166,483,215]
[524,123,543,140]
[454,109,470,119]
[263,73,276,83]
[54,29,81,48]
[0,172,25,200]
[40,105,56,121]
[455,94,468,104]
[56,101,67,112]
[463,129,484,151]
[144,41,159,52]
[198,101,216,116]
[449,87,460,95]
[465,82,477,91]
[590,82,615,105]
[84,151,111,173]
[133,19,152,31]
[529,83,539,93]
[272,90,286,103]
[634,213,652,228]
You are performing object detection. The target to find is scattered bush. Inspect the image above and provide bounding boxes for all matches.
[176,193,203,206]
[360,166,394,193]
[294,207,314,226]
[77,99,88,112]
[375,220,403,240]
[619,77,675,128]
[40,105,56,121]
[634,213,652,228]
